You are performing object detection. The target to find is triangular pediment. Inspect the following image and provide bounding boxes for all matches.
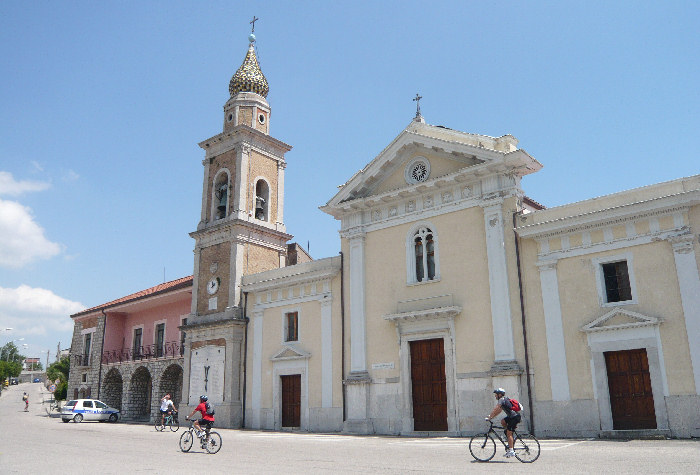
[321,120,541,218]
[581,308,661,333]
[270,345,310,361]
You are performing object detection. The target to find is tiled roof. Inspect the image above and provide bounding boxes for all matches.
[71,275,193,318]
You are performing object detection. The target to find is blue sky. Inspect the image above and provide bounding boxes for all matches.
[1,1,698,362]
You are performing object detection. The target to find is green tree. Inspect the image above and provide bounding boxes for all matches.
[0,360,22,381]
[0,342,25,364]
[0,343,25,381]
[47,356,70,400]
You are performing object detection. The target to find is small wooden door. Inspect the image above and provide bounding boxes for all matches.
[605,349,657,430]
[410,338,448,431]
[281,374,301,427]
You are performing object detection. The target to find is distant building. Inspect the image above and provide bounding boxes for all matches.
[68,29,700,438]
[23,358,40,371]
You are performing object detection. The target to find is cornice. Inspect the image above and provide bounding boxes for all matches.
[190,218,292,251]
[198,124,292,160]
[515,190,700,239]
[383,305,462,323]
[241,256,341,294]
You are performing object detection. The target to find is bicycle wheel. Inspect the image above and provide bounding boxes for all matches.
[205,431,222,454]
[469,433,496,462]
[179,430,194,452]
[513,433,540,463]
[169,417,179,432]
[155,419,164,431]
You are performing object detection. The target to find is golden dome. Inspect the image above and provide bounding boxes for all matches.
[229,41,269,98]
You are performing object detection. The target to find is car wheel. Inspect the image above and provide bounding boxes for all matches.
[109,413,118,423]
[73,414,83,423]
[62,418,70,423]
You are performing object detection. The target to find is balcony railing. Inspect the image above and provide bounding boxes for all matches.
[72,353,91,367]
[101,341,183,365]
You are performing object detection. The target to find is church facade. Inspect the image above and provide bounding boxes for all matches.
[68,31,700,438]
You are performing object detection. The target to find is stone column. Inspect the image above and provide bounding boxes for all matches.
[233,144,251,220]
[669,234,700,393]
[537,260,571,401]
[482,202,517,366]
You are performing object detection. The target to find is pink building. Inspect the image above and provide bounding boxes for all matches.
[68,276,192,421]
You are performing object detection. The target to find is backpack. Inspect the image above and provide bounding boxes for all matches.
[509,398,521,412]
[205,402,215,416]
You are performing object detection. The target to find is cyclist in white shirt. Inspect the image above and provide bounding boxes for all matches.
[159,393,177,426]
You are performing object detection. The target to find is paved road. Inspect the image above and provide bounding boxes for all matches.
[1,382,698,474]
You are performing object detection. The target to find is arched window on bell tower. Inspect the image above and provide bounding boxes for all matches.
[254,179,269,221]
[212,169,231,221]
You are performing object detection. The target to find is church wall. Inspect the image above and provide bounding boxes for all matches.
[351,199,533,434]
[243,259,343,432]
[516,189,700,436]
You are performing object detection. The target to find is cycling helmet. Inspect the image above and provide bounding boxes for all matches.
[200,395,208,402]
[493,388,506,396]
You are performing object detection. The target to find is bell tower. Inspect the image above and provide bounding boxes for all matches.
[182,26,293,428]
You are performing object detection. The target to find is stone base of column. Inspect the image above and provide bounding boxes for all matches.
[343,371,374,434]
[489,360,523,376]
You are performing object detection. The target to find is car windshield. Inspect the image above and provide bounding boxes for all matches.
[95,401,107,408]
[66,400,78,406]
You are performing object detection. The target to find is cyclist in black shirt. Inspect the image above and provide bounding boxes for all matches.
[486,388,521,457]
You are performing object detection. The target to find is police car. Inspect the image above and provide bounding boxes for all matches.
[61,399,120,423]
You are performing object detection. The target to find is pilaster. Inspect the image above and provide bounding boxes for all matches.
[199,158,210,227]
[276,161,286,231]
[537,260,571,401]
[481,201,517,364]
[668,233,700,393]
[321,298,333,408]
[233,144,251,220]
[347,231,367,373]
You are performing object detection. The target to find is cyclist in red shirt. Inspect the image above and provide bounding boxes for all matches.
[186,395,214,440]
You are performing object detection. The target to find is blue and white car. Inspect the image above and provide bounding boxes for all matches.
[61,399,120,423]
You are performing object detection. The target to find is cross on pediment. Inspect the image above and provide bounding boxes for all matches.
[250,16,259,33]
[413,93,423,118]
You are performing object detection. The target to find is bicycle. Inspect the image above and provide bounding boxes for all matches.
[155,410,179,432]
[179,419,222,454]
[469,419,540,463]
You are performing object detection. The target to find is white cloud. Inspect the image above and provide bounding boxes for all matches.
[0,285,85,336]
[0,171,50,196]
[0,199,61,268]
[61,169,79,182]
